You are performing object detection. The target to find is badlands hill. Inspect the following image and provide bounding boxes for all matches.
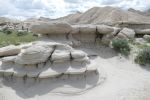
[128,8,150,17]
[0,17,20,25]
[25,17,52,23]
[52,7,150,25]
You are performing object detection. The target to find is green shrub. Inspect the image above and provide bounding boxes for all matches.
[17,31,28,36]
[2,27,8,32]
[135,47,150,65]
[112,39,130,56]
[2,28,12,35]
[5,30,12,34]
[0,31,38,47]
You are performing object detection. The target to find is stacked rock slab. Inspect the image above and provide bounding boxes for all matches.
[0,41,103,84]
[31,22,149,46]
[30,22,118,46]
[32,22,150,46]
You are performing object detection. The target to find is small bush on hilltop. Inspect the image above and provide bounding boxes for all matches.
[2,28,12,35]
[17,31,28,36]
[135,47,150,65]
[112,39,130,56]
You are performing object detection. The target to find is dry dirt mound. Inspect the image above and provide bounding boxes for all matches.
[52,7,150,25]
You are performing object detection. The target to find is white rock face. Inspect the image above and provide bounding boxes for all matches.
[30,22,72,34]
[15,45,53,64]
[0,45,21,57]
[117,28,135,39]
[97,25,114,34]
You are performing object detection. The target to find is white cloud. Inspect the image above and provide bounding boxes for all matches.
[0,0,149,20]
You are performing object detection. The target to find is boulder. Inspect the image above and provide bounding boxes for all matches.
[30,22,72,34]
[0,45,21,57]
[97,25,114,34]
[15,45,53,64]
[143,35,150,41]
[117,28,135,39]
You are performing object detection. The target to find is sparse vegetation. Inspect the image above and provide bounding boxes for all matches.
[2,28,12,34]
[112,39,130,56]
[135,47,150,65]
[0,30,38,47]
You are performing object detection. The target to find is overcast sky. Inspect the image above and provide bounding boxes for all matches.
[0,0,150,20]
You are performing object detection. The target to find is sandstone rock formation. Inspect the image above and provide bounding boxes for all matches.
[0,41,105,94]
[30,22,72,34]
[52,7,150,26]
[97,25,114,34]
[0,45,21,57]
[135,29,150,34]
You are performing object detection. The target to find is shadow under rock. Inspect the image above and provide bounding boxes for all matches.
[139,64,150,71]
[77,45,117,59]
[2,70,100,99]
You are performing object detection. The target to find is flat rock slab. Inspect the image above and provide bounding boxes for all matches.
[31,22,72,34]
[15,45,53,64]
[0,45,21,57]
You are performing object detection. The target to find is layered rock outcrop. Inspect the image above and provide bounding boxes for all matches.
[31,22,147,45]
[30,22,72,34]
[0,41,105,92]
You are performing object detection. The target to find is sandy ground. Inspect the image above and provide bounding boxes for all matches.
[0,45,150,100]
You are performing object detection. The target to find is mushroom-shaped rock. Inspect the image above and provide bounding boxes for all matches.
[97,25,114,34]
[15,45,53,64]
[0,45,21,57]
[117,28,135,39]
[30,22,72,34]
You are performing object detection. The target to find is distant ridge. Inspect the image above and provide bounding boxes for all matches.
[52,7,150,25]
